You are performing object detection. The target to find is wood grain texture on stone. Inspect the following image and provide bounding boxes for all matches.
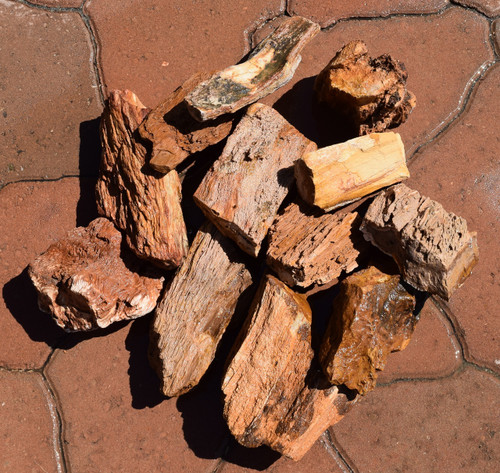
[314,40,416,135]
[320,266,416,395]
[223,274,355,460]
[194,103,317,256]
[266,202,365,288]
[185,16,320,121]
[28,218,164,332]
[138,72,234,173]
[295,132,409,212]
[361,184,479,300]
[96,89,188,269]
[150,223,252,397]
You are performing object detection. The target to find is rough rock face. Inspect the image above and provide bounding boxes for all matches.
[138,72,235,173]
[28,218,164,332]
[314,40,416,134]
[223,275,356,460]
[96,89,188,269]
[319,266,416,395]
[150,223,252,397]
[361,184,479,299]
[185,16,320,121]
[266,202,365,287]
[194,103,316,257]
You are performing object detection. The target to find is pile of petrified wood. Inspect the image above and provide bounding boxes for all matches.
[28,17,479,461]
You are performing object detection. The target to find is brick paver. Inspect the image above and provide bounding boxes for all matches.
[1,1,498,472]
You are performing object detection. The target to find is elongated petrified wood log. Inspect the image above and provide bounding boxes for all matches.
[96,89,188,269]
[320,266,416,395]
[314,40,416,134]
[138,72,234,173]
[185,16,320,121]
[295,132,409,211]
[266,202,365,287]
[223,275,357,460]
[360,184,479,300]
[194,103,316,256]
[150,223,252,397]
[28,218,164,332]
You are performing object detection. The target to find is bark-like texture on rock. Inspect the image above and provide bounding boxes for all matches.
[223,275,355,460]
[185,16,320,121]
[138,72,234,173]
[194,103,316,257]
[320,266,416,395]
[266,202,365,287]
[150,223,252,397]
[96,89,188,269]
[295,132,409,211]
[314,40,416,134]
[361,184,479,300]
[28,218,164,332]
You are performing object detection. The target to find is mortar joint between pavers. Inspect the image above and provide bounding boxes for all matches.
[463,360,500,381]
[450,0,500,20]
[12,0,81,14]
[207,458,226,473]
[0,365,42,373]
[324,429,358,473]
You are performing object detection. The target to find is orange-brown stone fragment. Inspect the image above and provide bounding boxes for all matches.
[320,266,416,395]
[28,218,164,332]
[223,275,356,460]
[96,89,188,269]
[266,202,365,287]
[314,40,416,134]
[138,72,234,173]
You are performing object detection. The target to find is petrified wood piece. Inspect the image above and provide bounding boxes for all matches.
[185,16,320,121]
[150,223,252,397]
[314,40,416,134]
[319,266,416,395]
[28,218,164,332]
[138,72,234,173]
[295,132,409,211]
[266,202,365,287]
[96,89,188,269]
[194,103,316,256]
[223,275,356,460]
[360,184,479,300]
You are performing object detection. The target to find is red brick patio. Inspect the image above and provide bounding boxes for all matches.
[1,1,499,472]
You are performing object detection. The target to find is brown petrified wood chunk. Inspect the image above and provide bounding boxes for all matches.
[96,89,188,270]
[194,103,316,257]
[361,184,479,299]
[314,40,416,134]
[185,16,320,121]
[295,132,409,212]
[28,218,164,332]
[266,202,366,288]
[150,223,252,397]
[223,274,356,460]
[138,72,235,173]
[319,266,416,395]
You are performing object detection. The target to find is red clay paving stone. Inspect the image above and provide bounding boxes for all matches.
[288,0,449,28]
[261,8,493,155]
[85,0,285,107]
[0,370,61,473]
[454,0,500,17]
[0,1,102,187]
[377,300,462,384]
[330,368,500,473]
[46,319,225,473]
[0,178,98,369]
[493,19,500,56]
[408,64,499,374]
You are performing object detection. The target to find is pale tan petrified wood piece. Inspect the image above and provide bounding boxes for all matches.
[360,184,479,299]
[150,223,252,397]
[185,16,320,121]
[295,131,409,211]
[96,89,188,269]
[28,218,164,332]
[320,266,416,395]
[194,103,316,256]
